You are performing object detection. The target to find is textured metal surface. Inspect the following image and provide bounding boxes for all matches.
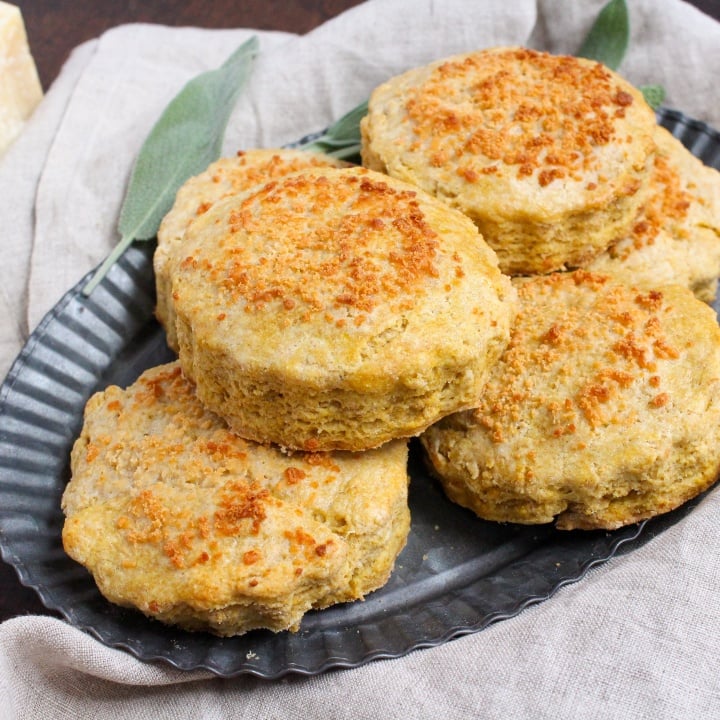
[0,109,716,678]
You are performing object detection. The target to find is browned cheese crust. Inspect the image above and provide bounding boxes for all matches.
[421,271,720,530]
[361,47,657,275]
[62,362,410,636]
[154,148,349,351]
[169,166,516,451]
[588,126,720,302]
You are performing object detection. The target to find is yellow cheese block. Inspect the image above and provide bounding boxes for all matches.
[0,2,42,156]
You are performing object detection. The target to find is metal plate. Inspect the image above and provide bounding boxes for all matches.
[0,109,717,678]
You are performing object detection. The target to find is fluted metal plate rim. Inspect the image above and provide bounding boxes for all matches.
[0,109,716,678]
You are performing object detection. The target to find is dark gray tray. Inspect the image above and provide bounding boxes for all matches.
[0,109,716,678]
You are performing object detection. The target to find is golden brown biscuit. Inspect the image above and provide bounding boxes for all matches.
[587,126,720,302]
[169,166,516,452]
[62,362,410,636]
[361,47,657,275]
[421,271,720,530]
[154,148,349,351]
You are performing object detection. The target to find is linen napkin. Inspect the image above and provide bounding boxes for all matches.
[1,1,720,717]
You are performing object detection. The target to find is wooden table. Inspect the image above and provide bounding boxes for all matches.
[23,0,364,91]
[3,0,720,623]
[21,0,720,91]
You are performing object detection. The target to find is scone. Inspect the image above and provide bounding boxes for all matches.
[169,166,516,452]
[361,47,657,275]
[154,148,349,351]
[587,126,720,302]
[62,362,410,636]
[421,271,720,530]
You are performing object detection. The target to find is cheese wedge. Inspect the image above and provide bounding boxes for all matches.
[0,2,42,156]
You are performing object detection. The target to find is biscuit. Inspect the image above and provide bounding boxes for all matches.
[169,166,516,451]
[587,126,720,302]
[62,362,410,636]
[421,271,720,530]
[361,47,657,275]
[154,149,349,351]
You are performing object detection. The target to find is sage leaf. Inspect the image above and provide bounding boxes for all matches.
[640,84,666,110]
[299,100,369,160]
[83,35,259,295]
[578,2,666,110]
[577,0,629,71]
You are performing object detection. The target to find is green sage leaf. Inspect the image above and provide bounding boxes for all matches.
[83,35,259,295]
[640,83,666,109]
[299,100,369,160]
[577,0,629,70]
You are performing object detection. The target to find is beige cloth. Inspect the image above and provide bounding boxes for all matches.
[1,0,719,717]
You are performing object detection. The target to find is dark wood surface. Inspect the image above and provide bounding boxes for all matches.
[3,0,720,623]
[22,0,365,91]
[20,0,720,91]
